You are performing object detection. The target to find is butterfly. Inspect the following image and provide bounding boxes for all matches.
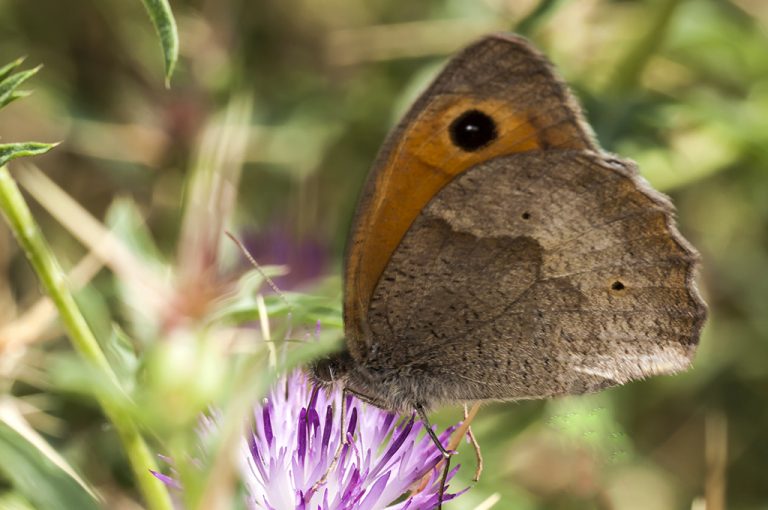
[311,32,706,506]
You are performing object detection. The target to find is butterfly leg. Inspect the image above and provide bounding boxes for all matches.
[464,403,483,482]
[415,403,452,510]
[309,386,352,496]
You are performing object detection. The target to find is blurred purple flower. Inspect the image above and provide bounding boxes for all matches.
[241,371,463,509]
[242,227,328,290]
[154,370,465,509]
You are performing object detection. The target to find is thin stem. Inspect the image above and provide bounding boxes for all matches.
[0,165,173,510]
[515,0,567,36]
[605,0,685,94]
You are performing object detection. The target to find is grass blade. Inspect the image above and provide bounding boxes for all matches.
[139,0,179,86]
[0,417,100,510]
[0,399,100,505]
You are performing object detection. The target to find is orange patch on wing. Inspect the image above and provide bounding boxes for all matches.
[345,95,583,340]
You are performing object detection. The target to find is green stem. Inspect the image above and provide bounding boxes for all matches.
[0,165,173,510]
[515,0,568,36]
[605,0,685,94]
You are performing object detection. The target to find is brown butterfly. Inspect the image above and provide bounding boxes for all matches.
[312,32,706,504]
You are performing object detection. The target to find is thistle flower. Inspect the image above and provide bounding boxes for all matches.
[242,371,463,509]
[154,370,466,509]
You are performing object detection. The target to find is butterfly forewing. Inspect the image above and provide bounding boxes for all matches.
[365,150,705,403]
[343,34,598,360]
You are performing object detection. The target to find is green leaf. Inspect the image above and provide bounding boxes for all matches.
[0,492,37,510]
[105,197,164,265]
[0,65,40,108]
[0,61,56,165]
[1,89,32,109]
[0,419,100,510]
[0,57,26,82]
[48,353,132,411]
[105,198,170,343]
[139,0,179,86]
[0,142,56,167]
[104,324,140,391]
[205,268,343,330]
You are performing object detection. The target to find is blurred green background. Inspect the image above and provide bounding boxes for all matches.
[1,0,767,508]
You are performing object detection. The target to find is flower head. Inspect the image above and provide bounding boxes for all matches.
[241,370,463,509]
[153,370,465,509]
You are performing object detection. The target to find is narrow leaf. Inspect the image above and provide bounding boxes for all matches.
[139,0,179,85]
[0,65,41,107]
[0,142,56,167]
[0,413,100,510]
[105,324,140,390]
[0,56,25,82]
[0,89,32,109]
[0,492,36,510]
[106,197,165,265]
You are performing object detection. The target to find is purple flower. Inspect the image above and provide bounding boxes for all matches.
[240,371,463,509]
[153,371,465,509]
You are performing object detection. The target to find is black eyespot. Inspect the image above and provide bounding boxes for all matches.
[449,110,498,152]
[611,281,625,291]
[521,212,531,220]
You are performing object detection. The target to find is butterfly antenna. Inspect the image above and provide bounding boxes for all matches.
[225,230,291,309]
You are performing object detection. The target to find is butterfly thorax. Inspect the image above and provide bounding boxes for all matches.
[309,349,439,413]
